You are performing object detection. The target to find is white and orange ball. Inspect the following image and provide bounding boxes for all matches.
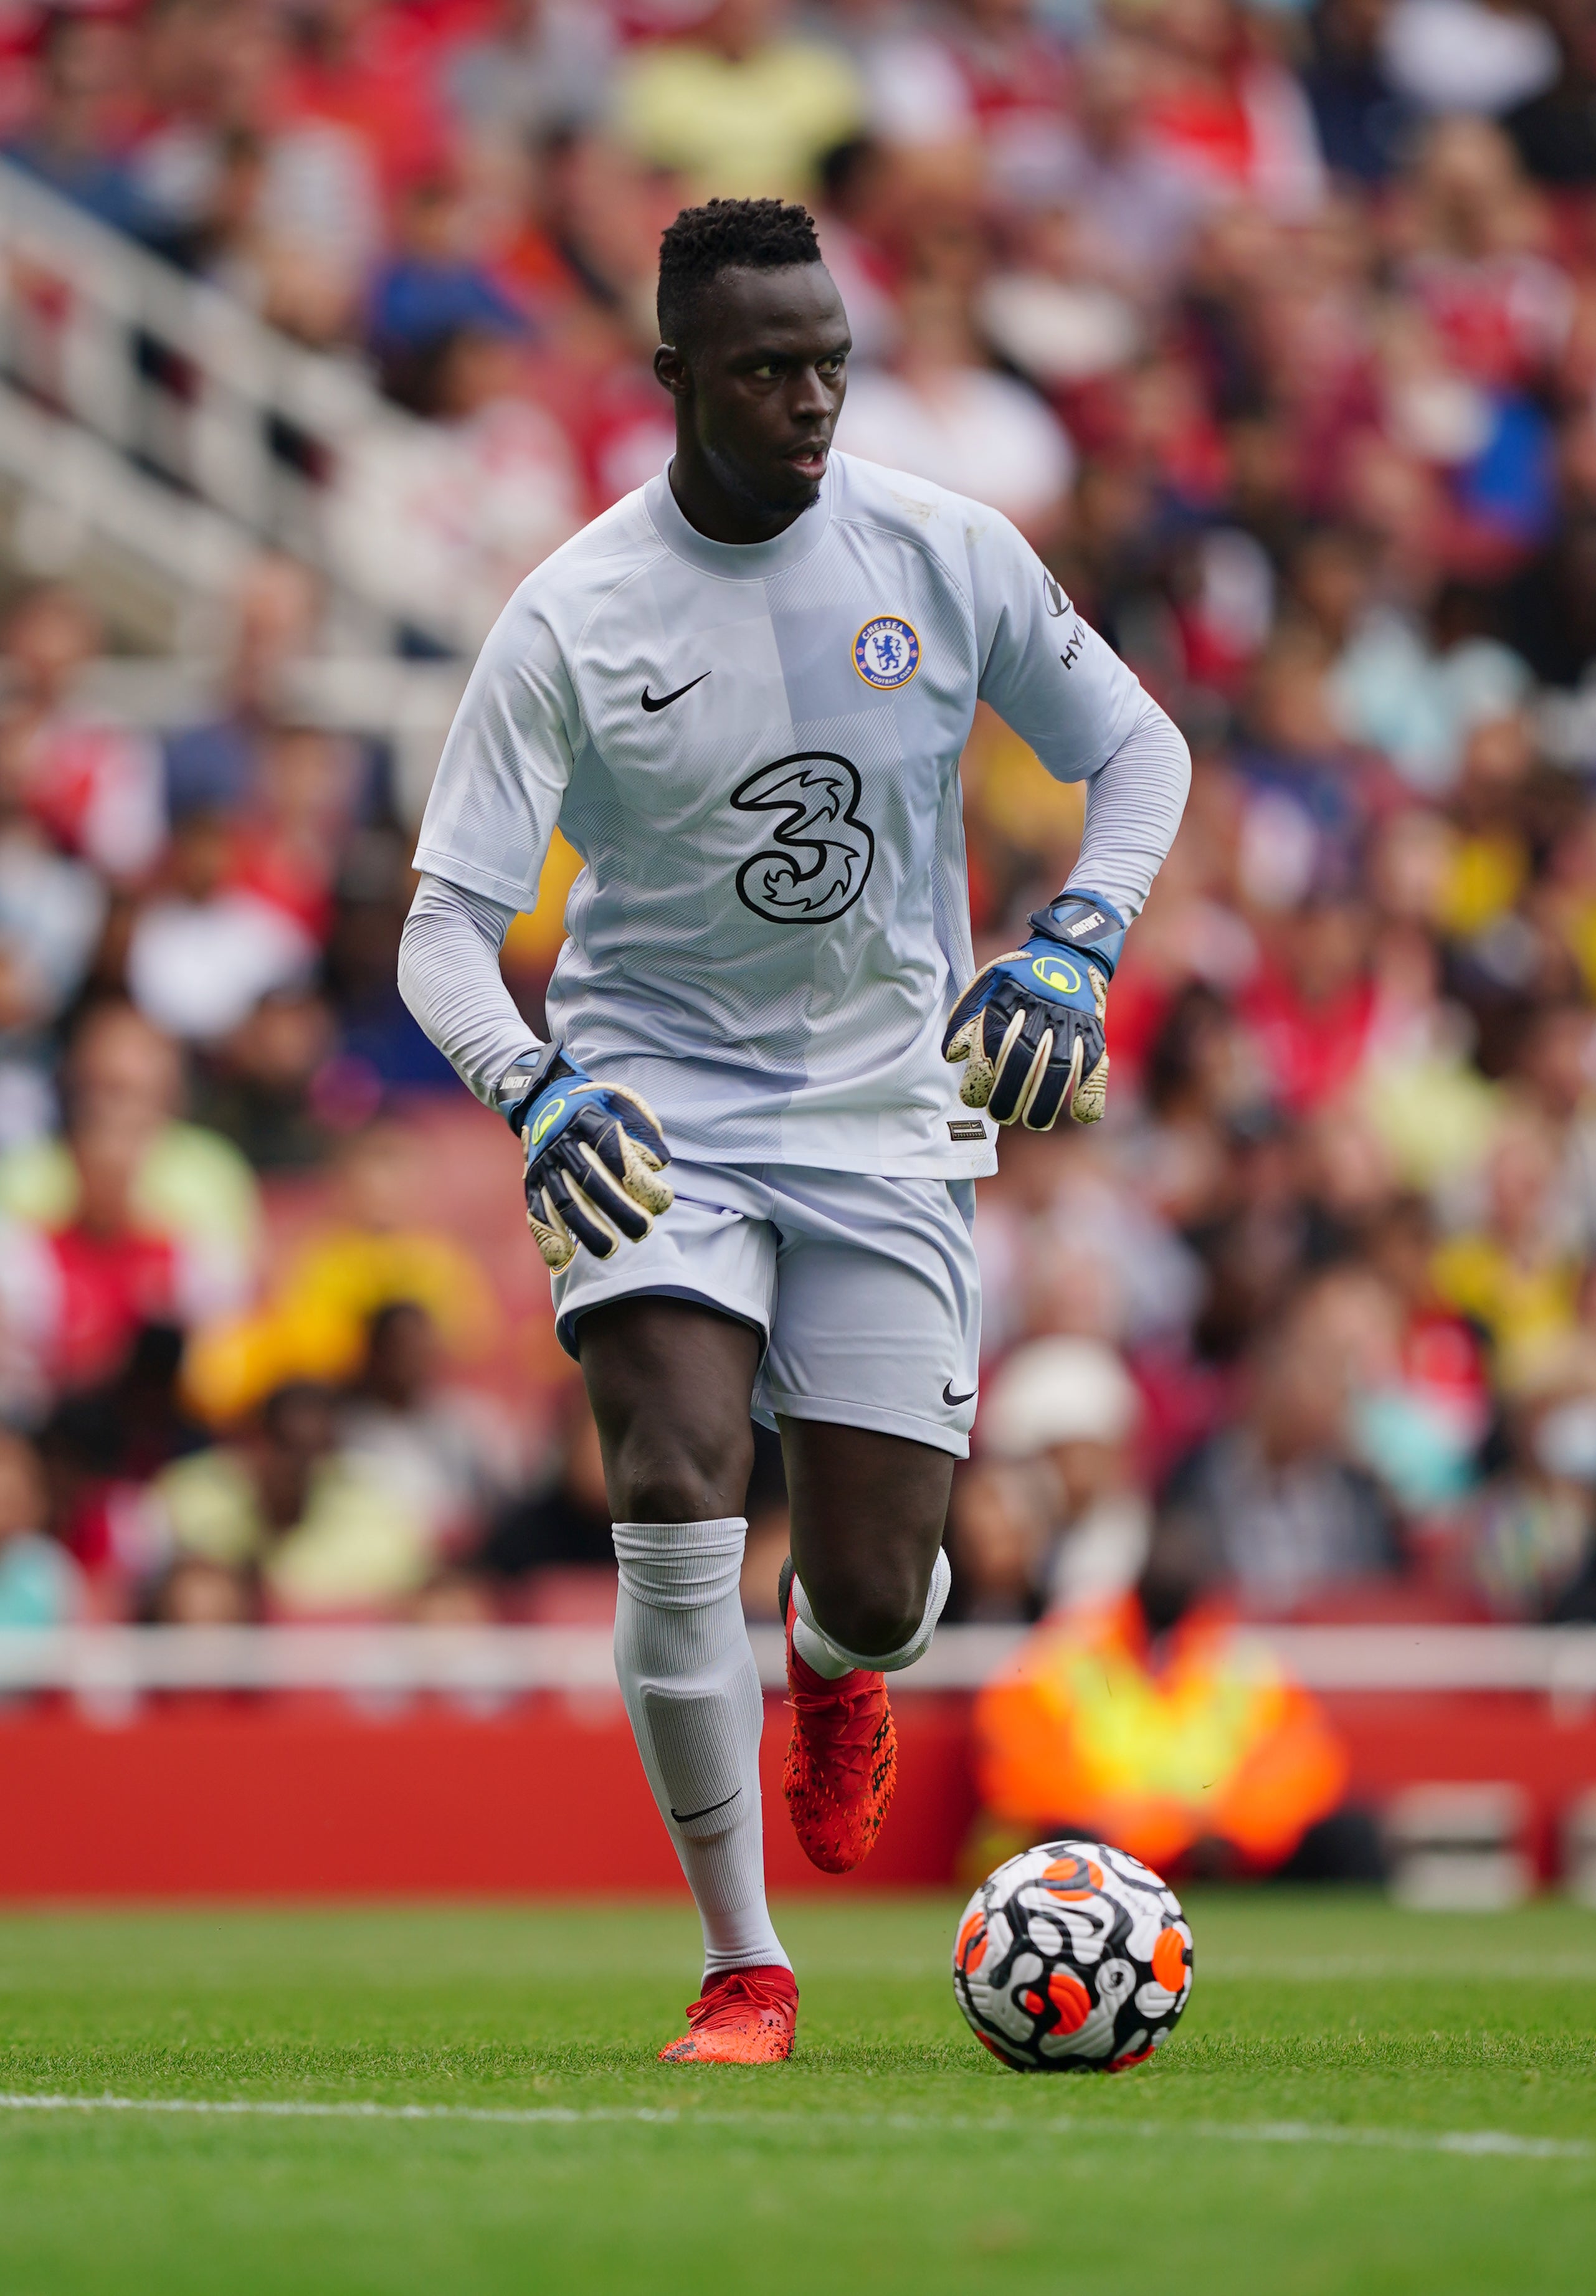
[952,1839,1194,2072]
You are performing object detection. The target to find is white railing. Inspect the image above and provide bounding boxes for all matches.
[0,158,461,653]
[3,1624,1596,1709]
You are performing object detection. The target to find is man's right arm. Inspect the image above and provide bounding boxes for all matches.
[397,873,556,1121]
[399,871,673,1270]
[402,586,577,1117]
[400,589,674,1269]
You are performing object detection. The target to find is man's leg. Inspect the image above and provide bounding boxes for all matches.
[579,1297,794,2058]
[772,1418,955,1874]
[751,1166,977,1876]
[781,1418,954,1669]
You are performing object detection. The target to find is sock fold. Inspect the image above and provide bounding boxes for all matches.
[793,1547,952,1678]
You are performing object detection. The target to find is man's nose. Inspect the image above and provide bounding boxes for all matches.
[788,365,835,422]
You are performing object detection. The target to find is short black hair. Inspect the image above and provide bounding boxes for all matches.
[657,197,822,349]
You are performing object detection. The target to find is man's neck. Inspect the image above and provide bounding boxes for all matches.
[667,450,808,548]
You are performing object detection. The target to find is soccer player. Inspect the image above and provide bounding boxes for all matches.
[399,199,1189,2064]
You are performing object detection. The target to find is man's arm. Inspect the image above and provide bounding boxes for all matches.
[399,871,672,1269]
[1063,690,1192,926]
[963,505,1190,920]
[401,576,579,1122]
[397,873,555,1119]
[944,510,1191,1127]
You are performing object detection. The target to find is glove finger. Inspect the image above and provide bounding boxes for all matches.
[614,1128,674,1218]
[571,1106,629,1185]
[527,1183,576,1272]
[944,1013,979,1067]
[1022,1029,1082,1132]
[601,1084,673,1170]
[572,1107,672,1218]
[944,983,992,1048]
[943,952,1025,1052]
[575,1143,652,1240]
[544,1165,622,1261]
[1012,1026,1058,1130]
[948,1009,1000,1108]
[986,1005,1043,1125]
[1071,1046,1109,1126]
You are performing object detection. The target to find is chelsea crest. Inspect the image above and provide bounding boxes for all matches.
[853,616,920,689]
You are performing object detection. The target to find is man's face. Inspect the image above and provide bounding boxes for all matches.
[657,263,850,521]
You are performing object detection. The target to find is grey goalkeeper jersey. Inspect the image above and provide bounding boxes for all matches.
[412,452,1185,1179]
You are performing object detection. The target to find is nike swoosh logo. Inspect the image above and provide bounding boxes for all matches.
[670,1788,740,1825]
[641,671,711,713]
[943,1381,977,1407]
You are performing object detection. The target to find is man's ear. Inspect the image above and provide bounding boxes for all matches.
[653,343,690,398]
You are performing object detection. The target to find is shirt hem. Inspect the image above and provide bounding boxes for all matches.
[667,1143,1000,1181]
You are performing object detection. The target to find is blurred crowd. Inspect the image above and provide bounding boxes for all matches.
[6,0,1596,1639]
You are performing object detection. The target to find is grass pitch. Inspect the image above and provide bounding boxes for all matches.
[1,1893,1593,2295]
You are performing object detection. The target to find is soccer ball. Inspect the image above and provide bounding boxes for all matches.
[952,1838,1194,2072]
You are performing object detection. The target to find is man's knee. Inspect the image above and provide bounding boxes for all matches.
[784,1419,953,1653]
[607,1421,755,1526]
[808,1557,931,1660]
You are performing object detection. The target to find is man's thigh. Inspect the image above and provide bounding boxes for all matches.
[563,1163,779,1522]
[781,1413,954,1649]
[758,1170,981,1459]
[551,1159,776,1360]
[760,1170,978,1643]
[578,1297,762,1523]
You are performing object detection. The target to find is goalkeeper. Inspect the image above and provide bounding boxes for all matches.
[399,196,1188,2066]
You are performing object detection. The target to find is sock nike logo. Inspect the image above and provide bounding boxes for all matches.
[943,1380,977,1406]
[670,1788,741,1825]
[641,671,711,713]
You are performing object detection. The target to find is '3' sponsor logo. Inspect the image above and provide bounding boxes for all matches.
[730,752,876,925]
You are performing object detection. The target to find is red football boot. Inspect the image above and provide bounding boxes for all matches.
[657,1965,799,2064]
[779,1558,898,1875]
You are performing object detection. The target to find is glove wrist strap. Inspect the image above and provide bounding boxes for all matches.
[495,1045,571,1137]
[1026,889,1127,978]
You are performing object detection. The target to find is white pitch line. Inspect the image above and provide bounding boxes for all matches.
[0,2094,1587,2161]
[0,2095,674,2129]
[1179,2118,1591,2161]
[1197,1957,1596,1984]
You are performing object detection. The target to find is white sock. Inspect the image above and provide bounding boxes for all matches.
[792,1547,952,1680]
[612,1517,789,1981]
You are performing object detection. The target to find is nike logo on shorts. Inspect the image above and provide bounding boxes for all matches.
[641,671,711,713]
[943,1380,977,1407]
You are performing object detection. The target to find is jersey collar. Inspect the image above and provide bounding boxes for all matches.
[645,458,834,579]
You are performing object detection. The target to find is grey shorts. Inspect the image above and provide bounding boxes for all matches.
[551,1160,982,1458]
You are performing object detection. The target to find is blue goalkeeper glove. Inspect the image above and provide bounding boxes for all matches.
[497,1053,673,1272]
[943,891,1126,1131]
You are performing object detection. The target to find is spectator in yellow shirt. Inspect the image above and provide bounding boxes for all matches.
[1432,1110,1580,1384]
[145,1380,430,1618]
[615,0,865,202]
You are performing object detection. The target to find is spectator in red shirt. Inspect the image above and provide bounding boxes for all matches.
[1242,898,1379,1118]
[33,1115,183,1395]
[277,0,451,205]
[1397,116,1573,393]
[1,585,165,885]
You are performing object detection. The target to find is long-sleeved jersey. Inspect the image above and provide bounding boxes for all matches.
[409,452,1189,1176]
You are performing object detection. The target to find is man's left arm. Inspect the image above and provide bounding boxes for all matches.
[944,510,1191,1129]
